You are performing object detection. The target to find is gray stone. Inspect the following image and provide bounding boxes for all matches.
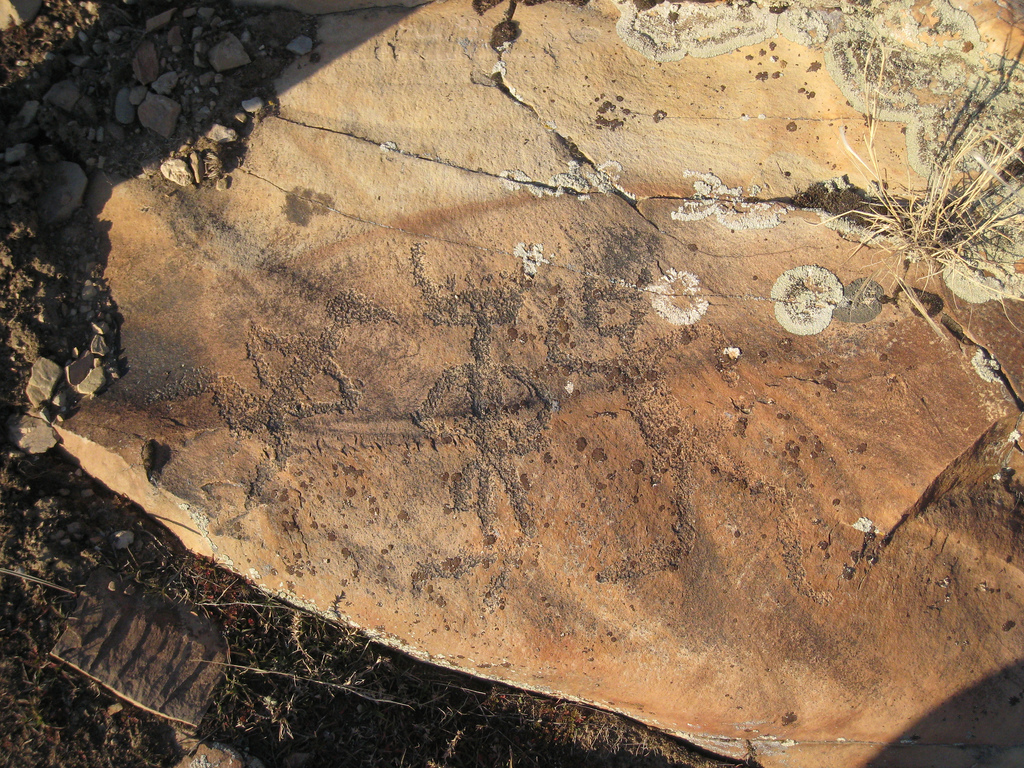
[137,93,181,138]
[150,71,179,96]
[6,414,57,454]
[90,335,110,357]
[205,123,237,143]
[241,97,263,113]
[1,0,42,28]
[76,366,107,396]
[286,35,313,56]
[160,158,194,187]
[43,80,81,112]
[128,85,148,106]
[114,87,135,125]
[4,143,30,164]
[26,357,62,407]
[38,161,87,225]
[208,34,250,73]
[16,100,39,127]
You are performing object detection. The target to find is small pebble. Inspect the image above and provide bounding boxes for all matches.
[286,36,313,56]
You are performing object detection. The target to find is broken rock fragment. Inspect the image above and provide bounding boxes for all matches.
[208,34,251,72]
[6,414,57,454]
[160,158,194,187]
[51,567,227,727]
[132,40,160,85]
[137,93,181,138]
[26,357,62,408]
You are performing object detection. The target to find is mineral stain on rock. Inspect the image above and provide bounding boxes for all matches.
[283,187,335,226]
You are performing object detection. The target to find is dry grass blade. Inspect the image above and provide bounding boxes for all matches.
[208,660,415,708]
[839,118,1024,334]
[0,565,77,594]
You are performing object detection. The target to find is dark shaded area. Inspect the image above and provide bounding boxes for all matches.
[866,660,1024,767]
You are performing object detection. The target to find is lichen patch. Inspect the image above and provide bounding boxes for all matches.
[645,268,709,326]
[771,265,843,336]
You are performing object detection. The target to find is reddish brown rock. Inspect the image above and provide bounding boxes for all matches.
[132,40,160,85]
[137,93,181,138]
[52,568,227,727]
[58,1,1024,766]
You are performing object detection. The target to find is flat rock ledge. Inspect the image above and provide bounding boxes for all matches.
[57,1,1024,766]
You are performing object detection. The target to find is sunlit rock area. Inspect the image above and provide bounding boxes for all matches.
[54,1,1024,765]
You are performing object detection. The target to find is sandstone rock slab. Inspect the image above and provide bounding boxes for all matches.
[60,2,1024,766]
[51,567,227,728]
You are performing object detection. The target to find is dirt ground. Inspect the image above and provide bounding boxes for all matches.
[0,2,737,767]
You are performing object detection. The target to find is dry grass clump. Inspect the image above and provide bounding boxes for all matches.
[840,118,1024,326]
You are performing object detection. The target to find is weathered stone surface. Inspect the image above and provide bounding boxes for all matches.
[160,158,194,187]
[137,93,181,138]
[59,2,1024,766]
[38,161,87,225]
[42,80,81,113]
[26,357,62,407]
[52,567,227,727]
[132,40,160,85]
[7,414,57,454]
[208,33,251,72]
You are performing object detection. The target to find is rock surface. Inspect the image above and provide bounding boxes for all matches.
[137,93,181,138]
[208,34,252,72]
[51,567,227,727]
[26,357,63,408]
[7,414,57,454]
[58,1,1024,766]
[37,161,87,225]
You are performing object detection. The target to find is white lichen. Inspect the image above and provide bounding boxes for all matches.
[970,347,1002,384]
[515,242,549,277]
[852,517,875,533]
[614,0,777,62]
[777,6,832,47]
[646,268,709,326]
[771,265,844,336]
[671,172,788,230]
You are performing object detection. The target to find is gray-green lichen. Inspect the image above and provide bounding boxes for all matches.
[771,265,844,335]
[833,277,884,323]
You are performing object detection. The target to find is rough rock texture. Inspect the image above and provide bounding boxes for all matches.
[60,1,1024,766]
[51,567,227,728]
